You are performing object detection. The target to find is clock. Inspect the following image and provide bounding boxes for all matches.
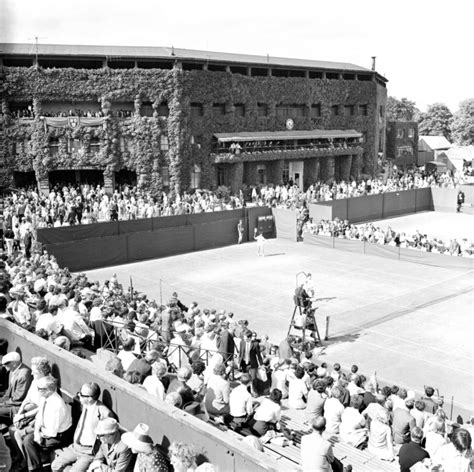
[286,118,294,130]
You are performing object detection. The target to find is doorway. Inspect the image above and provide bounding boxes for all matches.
[289,161,304,190]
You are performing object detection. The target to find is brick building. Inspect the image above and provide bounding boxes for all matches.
[0,43,387,193]
[386,121,418,167]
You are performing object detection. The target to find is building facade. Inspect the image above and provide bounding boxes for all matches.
[386,121,418,167]
[0,43,387,194]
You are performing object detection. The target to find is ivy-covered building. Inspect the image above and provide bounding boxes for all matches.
[386,121,418,167]
[0,43,388,194]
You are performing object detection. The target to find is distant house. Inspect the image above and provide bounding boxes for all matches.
[418,136,452,166]
[437,145,474,172]
[386,121,418,166]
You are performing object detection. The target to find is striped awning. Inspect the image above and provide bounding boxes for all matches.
[214,129,362,143]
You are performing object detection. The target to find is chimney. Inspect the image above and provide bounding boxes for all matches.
[371,56,376,71]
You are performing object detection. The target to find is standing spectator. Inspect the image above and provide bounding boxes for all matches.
[24,227,34,259]
[238,330,262,383]
[0,352,32,425]
[88,418,133,472]
[216,321,235,363]
[23,375,72,472]
[457,189,465,212]
[51,382,112,472]
[398,427,430,472]
[300,417,335,472]
[237,219,244,244]
[421,386,440,415]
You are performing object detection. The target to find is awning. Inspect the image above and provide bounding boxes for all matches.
[214,129,362,143]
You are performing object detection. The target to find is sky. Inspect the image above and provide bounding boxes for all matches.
[0,0,472,113]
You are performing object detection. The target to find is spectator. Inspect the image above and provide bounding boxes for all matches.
[143,362,167,401]
[424,418,448,457]
[305,379,327,423]
[88,418,133,472]
[367,409,395,462]
[250,389,282,437]
[167,367,195,406]
[340,395,368,448]
[323,386,345,436]
[228,373,253,431]
[300,417,335,472]
[392,398,417,445]
[117,338,137,371]
[237,330,262,383]
[288,365,308,410]
[204,363,230,418]
[168,442,198,472]
[122,423,170,472]
[398,426,430,472]
[421,386,440,414]
[433,427,473,471]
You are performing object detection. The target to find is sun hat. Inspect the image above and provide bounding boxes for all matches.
[2,352,21,364]
[95,418,119,436]
[121,423,154,453]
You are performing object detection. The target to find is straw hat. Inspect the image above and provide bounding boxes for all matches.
[121,423,154,453]
[95,418,119,436]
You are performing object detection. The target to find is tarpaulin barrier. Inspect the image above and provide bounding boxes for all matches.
[44,235,128,271]
[399,247,473,270]
[331,198,349,221]
[364,242,400,260]
[333,237,365,254]
[309,202,333,222]
[271,207,297,241]
[415,188,434,212]
[303,233,335,248]
[193,217,242,251]
[126,226,194,262]
[152,214,188,230]
[347,194,383,223]
[118,217,153,234]
[382,190,416,218]
[186,209,244,224]
[431,187,457,212]
[37,221,119,245]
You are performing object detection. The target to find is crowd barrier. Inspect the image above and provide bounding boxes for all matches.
[271,207,297,241]
[0,319,293,472]
[37,207,273,271]
[303,233,473,270]
[309,187,434,224]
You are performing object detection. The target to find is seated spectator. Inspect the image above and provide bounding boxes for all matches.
[0,351,33,426]
[340,395,368,448]
[323,386,345,436]
[367,409,395,461]
[398,426,430,472]
[300,417,335,472]
[250,388,282,437]
[305,379,327,423]
[127,350,161,384]
[187,361,206,400]
[88,418,133,472]
[167,367,194,406]
[122,423,170,472]
[143,362,167,401]
[168,442,198,472]
[23,375,72,472]
[424,417,448,457]
[165,392,183,409]
[270,358,290,399]
[228,374,253,431]
[51,382,112,472]
[288,365,308,410]
[433,427,472,471]
[204,363,230,418]
[117,338,137,371]
[392,398,416,445]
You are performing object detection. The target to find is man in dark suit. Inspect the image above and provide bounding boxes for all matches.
[398,427,430,472]
[88,418,133,472]
[238,330,262,381]
[0,351,32,425]
[217,321,235,362]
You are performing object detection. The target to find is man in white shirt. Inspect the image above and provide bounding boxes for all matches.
[23,375,72,472]
[300,417,335,472]
[229,374,253,430]
[51,382,112,472]
[323,386,345,436]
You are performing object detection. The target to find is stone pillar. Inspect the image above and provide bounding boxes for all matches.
[350,154,360,181]
[230,162,244,194]
[342,155,352,182]
[104,171,115,195]
[314,158,321,181]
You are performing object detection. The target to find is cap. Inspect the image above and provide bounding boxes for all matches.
[2,352,21,364]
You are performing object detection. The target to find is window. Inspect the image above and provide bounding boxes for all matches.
[397,145,413,157]
[282,161,290,184]
[276,104,305,118]
[397,129,405,139]
[360,132,367,143]
[141,101,154,117]
[90,137,100,155]
[157,103,169,117]
[161,166,170,186]
[257,103,268,117]
[234,104,245,118]
[257,164,267,184]
[408,128,415,138]
[190,164,201,189]
[310,104,321,118]
[344,105,354,117]
[212,103,226,116]
[49,137,59,156]
[160,135,169,151]
[379,106,384,118]
[331,105,339,117]
[359,104,368,116]
[190,103,204,118]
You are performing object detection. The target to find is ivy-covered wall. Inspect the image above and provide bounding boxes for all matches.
[1,65,386,193]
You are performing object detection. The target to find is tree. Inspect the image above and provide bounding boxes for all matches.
[450,98,474,145]
[386,96,419,121]
[418,103,453,140]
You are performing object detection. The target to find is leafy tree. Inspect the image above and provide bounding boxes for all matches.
[450,98,474,145]
[418,103,453,140]
[386,96,419,121]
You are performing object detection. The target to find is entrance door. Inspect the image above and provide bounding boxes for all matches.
[289,161,304,190]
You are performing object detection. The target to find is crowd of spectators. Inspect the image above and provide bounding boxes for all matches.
[1,242,473,471]
[302,218,474,258]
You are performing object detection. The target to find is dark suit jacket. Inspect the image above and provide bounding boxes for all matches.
[398,441,430,472]
[238,340,262,369]
[217,329,235,358]
[93,436,133,472]
[2,363,32,405]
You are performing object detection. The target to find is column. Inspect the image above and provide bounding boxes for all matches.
[350,154,360,181]
[314,158,321,181]
[230,162,244,194]
[38,177,50,196]
[103,171,115,195]
[326,156,335,182]
[342,155,352,182]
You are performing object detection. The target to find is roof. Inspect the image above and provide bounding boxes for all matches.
[214,130,362,143]
[0,42,376,75]
[418,136,452,151]
[446,146,474,162]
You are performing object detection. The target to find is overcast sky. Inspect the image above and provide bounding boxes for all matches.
[1,0,472,113]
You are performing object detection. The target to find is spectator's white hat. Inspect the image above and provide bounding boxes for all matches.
[121,423,154,453]
[2,352,21,364]
[95,418,119,435]
[176,324,187,333]
[407,390,416,400]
